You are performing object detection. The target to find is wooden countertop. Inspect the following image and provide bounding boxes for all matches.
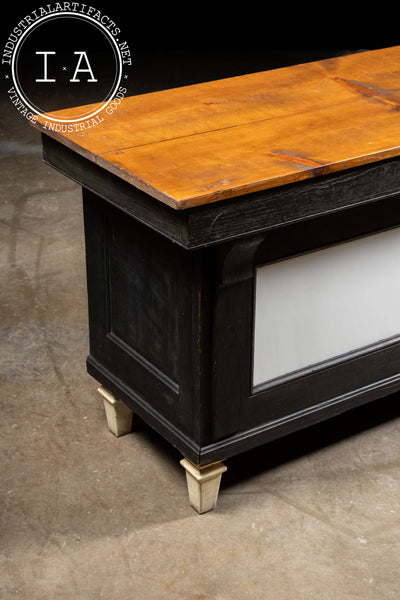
[33,46,400,210]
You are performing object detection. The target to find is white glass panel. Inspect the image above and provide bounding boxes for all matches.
[253,227,400,387]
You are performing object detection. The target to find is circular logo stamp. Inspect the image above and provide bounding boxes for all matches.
[2,3,132,130]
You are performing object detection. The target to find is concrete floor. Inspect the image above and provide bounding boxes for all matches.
[2,53,400,599]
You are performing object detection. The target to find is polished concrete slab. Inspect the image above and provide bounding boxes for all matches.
[2,54,400,598]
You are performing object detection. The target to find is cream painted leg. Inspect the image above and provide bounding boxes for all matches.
[180,458,227,514]
[98,386,133,437]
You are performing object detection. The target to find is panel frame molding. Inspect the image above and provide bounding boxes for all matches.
[211,194,400,445]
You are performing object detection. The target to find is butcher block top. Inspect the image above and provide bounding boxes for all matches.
[33,46,400,210]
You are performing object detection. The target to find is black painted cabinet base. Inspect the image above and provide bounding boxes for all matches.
[82,182,400,469]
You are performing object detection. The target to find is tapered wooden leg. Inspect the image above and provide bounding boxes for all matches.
[98,386,133,437]
[180,458,227,514]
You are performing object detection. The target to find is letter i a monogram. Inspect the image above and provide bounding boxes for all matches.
[35,51,98,83]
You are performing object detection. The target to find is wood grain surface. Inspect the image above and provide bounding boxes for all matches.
[33,46,400,209]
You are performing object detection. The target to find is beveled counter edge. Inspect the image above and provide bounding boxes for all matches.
[40,133,400,250]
